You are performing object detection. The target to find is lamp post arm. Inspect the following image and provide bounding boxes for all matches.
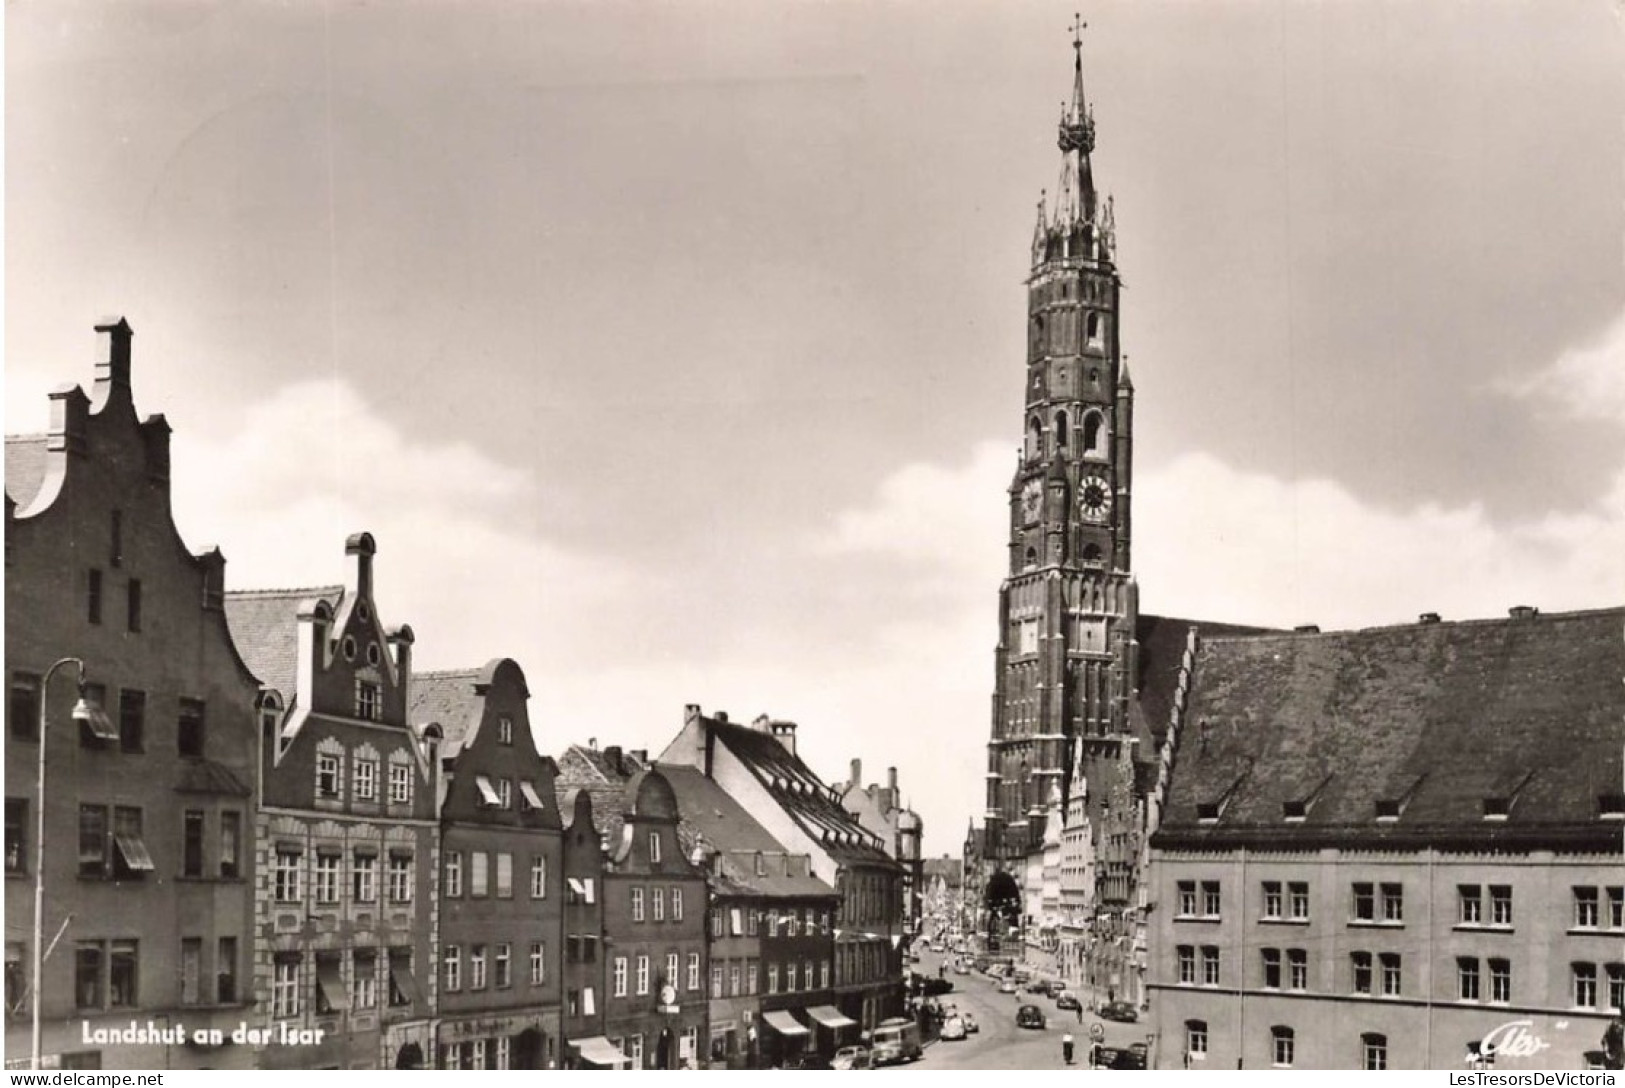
[32,657,86,1071]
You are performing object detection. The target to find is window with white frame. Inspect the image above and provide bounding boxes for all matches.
[496,853,513,899]
[613,957,628,998]
[653,887,665,922]
[354,753,378,801]
[711,965,723,999]
[687,952,700,991]
[1380,953,1402,996]
[1176,945,1195,985]
[1459,885,1483,924]
[1201,946,1219,987]
[470,852,489,898]
[666,952,680,993]
[1272,1026,1294,1068]
[1458,957,1480,1001]
[531,856,547,898]
[470,945,487,990]
[1574,963,1598,1008]
[649,831,662,863]
[672,887,684,920]
[530,942,546,986]
[353,851,377,903]
[1489,958,1511,1004]
[1185,1020,1207,1061]
[632,887,645,922]
[495,943,511,988]
[273,956,300,1017]
[1575,887,1601,928]
[1202,881,1221,918]
[1363,1033,1387,1070]
[356,680,380,721]
[497,716,513,745]
[636,955,650,995]
[1261,948,1281,989]
[1352,951,1373,995]
[443,945,461,992]
[353,949,376,1009]
[444,851,463,897]
[389,757,412,805]
[315,852,341,905]
[1381,883,1404,922]
[1490,885,1513,926]
[1287,948,1307,991]
[496,778,512,809]
[1289,881,1309,920]
[274,847,302,903]
[316,750,341,798]
[1261,881,1282,919]
[388,853,413,902]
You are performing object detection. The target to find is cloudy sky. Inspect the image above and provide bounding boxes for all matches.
[8,1,1623,855]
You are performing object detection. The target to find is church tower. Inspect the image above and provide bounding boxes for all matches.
[984,20,1139,866]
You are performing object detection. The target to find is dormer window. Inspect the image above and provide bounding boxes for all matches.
[1482,797,1509,821]
[1375,799,1402,822]
[1282,801,1307,822]
[1599,793,1625,820]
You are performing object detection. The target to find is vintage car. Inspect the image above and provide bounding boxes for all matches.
[1016,1004,1047,1030]
[1054,990,1082,1012]
[940,1017,968,1042]
[831,1046,872,1071]
[1098,1000,1139,1024]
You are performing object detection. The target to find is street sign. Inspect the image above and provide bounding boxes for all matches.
[1089,1023,1106,1042]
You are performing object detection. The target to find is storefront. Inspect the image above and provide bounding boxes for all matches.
[760,1010,810,1067]
[805,1004,859,1059]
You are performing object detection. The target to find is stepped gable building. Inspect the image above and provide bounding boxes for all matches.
[224,533,439,1069]
[1148,607,1625,1071]
[836,761,924,937]
[661,763,845,1069]
[556,747,709,1069]
[410,661,565,1069]
[4,318,261,1069]
[970,23,1272,1005]
[658,708,907,1033]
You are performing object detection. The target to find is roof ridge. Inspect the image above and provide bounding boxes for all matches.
[225,584,345,600]
[1199,604,1625,645]
[413,668,482,679]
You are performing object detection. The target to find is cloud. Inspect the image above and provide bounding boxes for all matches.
[1494,307,1625,424]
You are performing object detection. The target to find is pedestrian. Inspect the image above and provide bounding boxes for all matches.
[1075,1004,1083,1024]
[1062,1033,1075,1066]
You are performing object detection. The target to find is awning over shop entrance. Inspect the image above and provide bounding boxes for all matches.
[762,1010,810,1037]
[805,1005,858,1030]
[570,1036,630,1067]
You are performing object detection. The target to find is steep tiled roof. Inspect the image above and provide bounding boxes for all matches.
[223,586,344,695]
[408,669,483,755]
[1134,613,1277,746]
[708,720,895,867]
[1155,607,1625,851]
[555,744,651,848]
[4,435,49,509]
[660,764,837,899]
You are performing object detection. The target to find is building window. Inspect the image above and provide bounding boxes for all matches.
[1287,948,1308,991]
[747,961,759,996]
[353,949,376,1010]
[118,690,145,753]
[497,716,513,744]
[495,852,513,898]
[1574,963,1598,1009]
[1289,881,1309,920]
[314,952,344,1015]
[88,568,104,625]
[1272,1026,1294,1068]
[388,854,413,902]
[470,945,487,990]
[274,848,302,902]
[470,852,489,898]
[632,887,645,922]
[1381,883,1404,922]
[653,887,666,922]
[1261,881,1282,919]
[1458,957,1480,1002]
[1605,963,1624,1012]
[9,673,40,742]
[217,937,238,1004]
[389,760,412,805]
[176,699,205,758]
[315,852,341,904]
[388,950,414,1008]
[1201,946,1220,987]
[1177,881,1197,917]
[178,938,202,1005]
[530,856,547,898]
[215,811,239,879]
[768,964,780,994]
[74,942,104,1009]
[613,956,628,998]
[687,952,701,991]
[1352,882,1375,922]
[636,955,650,995]
[728,964,741,997]
[1489,958,1511,1004]
[126,579,142,633]
[354,756,377,801]
[4,798,25,875]
[272,957,300,1018]
[1607,887,1624,929]
[1574,887,1600,928]
[1362,1033,1387,1071]
[1489,884,1513,926]
[444,852,463,898]
[530,943,546,986]
[710,964,723,999]
[787,963,798,991]
[649,831,662,864]
[1379,953,1402,997]
[666,952,680,993]
[1202,881,1221,918]
[496,778,512,809]
[1261,948,1281,990]
[672,887,684,920]
[316,753,341,798]
[1185,1020,1207,1062]
[1352,951,1373,995]
[1458,885,1482,924]
[345,850,373,902]
[1176,945,1195,985]
[821,960,831,988]
[356,681,380,721]
[182,811,204,877]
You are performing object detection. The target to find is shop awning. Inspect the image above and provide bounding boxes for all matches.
[570,1036,629,1068]
[762,1010,809,1037]
[805,1005,858,1030]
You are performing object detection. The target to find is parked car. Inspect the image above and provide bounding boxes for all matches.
[962,1013,980,1035]
[1099,1000,1139,1024]
[870,1018,924,1066]
[1055,990,1082,1012]
[1016,1004,1047,1030]
[919,976,954,997]
[940,1017,968,1041]
[783,1053,832,1070]
[953,959,970,975]
[1025,978,1049,994]
[998,978,1019,994]
[1093,1043,1148,1070]
[832,1046,872,1071]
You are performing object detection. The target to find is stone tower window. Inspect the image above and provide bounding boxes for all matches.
[1083,412,1106,458]
[1022,547,1038,572]
[1054,410,1069,450]
[1086,312,1103,348]
[1025,418,1043,462]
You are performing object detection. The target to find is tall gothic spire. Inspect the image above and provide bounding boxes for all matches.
[1053,13,1097,228]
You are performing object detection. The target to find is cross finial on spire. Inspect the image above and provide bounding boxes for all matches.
[1071,12,1087,53]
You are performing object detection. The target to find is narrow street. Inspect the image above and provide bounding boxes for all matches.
[886,948,1156,1071]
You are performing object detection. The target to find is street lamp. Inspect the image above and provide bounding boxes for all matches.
[32,658,105,1071]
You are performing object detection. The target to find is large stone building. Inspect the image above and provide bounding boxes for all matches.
[1148,608,1625,1070]
[4,319,262,1069]
[659,708,907,1033]
[224,534,440,1069]
[410,660,565,1069]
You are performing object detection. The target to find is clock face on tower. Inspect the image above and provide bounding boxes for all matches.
[1021,479,1043,524]
[1079,473,1113,523]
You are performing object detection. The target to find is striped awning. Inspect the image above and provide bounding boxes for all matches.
[805,1005,858,1030]
[762,1010,809,1036]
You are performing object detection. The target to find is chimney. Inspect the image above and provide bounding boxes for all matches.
[198,547,226,611]
[768,720,798,757]
[1418,612,1441,624]
[140,415,171,485]
[716,711,729,724]
[850,758,862,787]
[589,737,598,751]
[92,317,133,410]
[1508,605,1538,620]
[345,532,376,601]
[630,749,648,768]
[888,767,898,795]
[604,745,623,775]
